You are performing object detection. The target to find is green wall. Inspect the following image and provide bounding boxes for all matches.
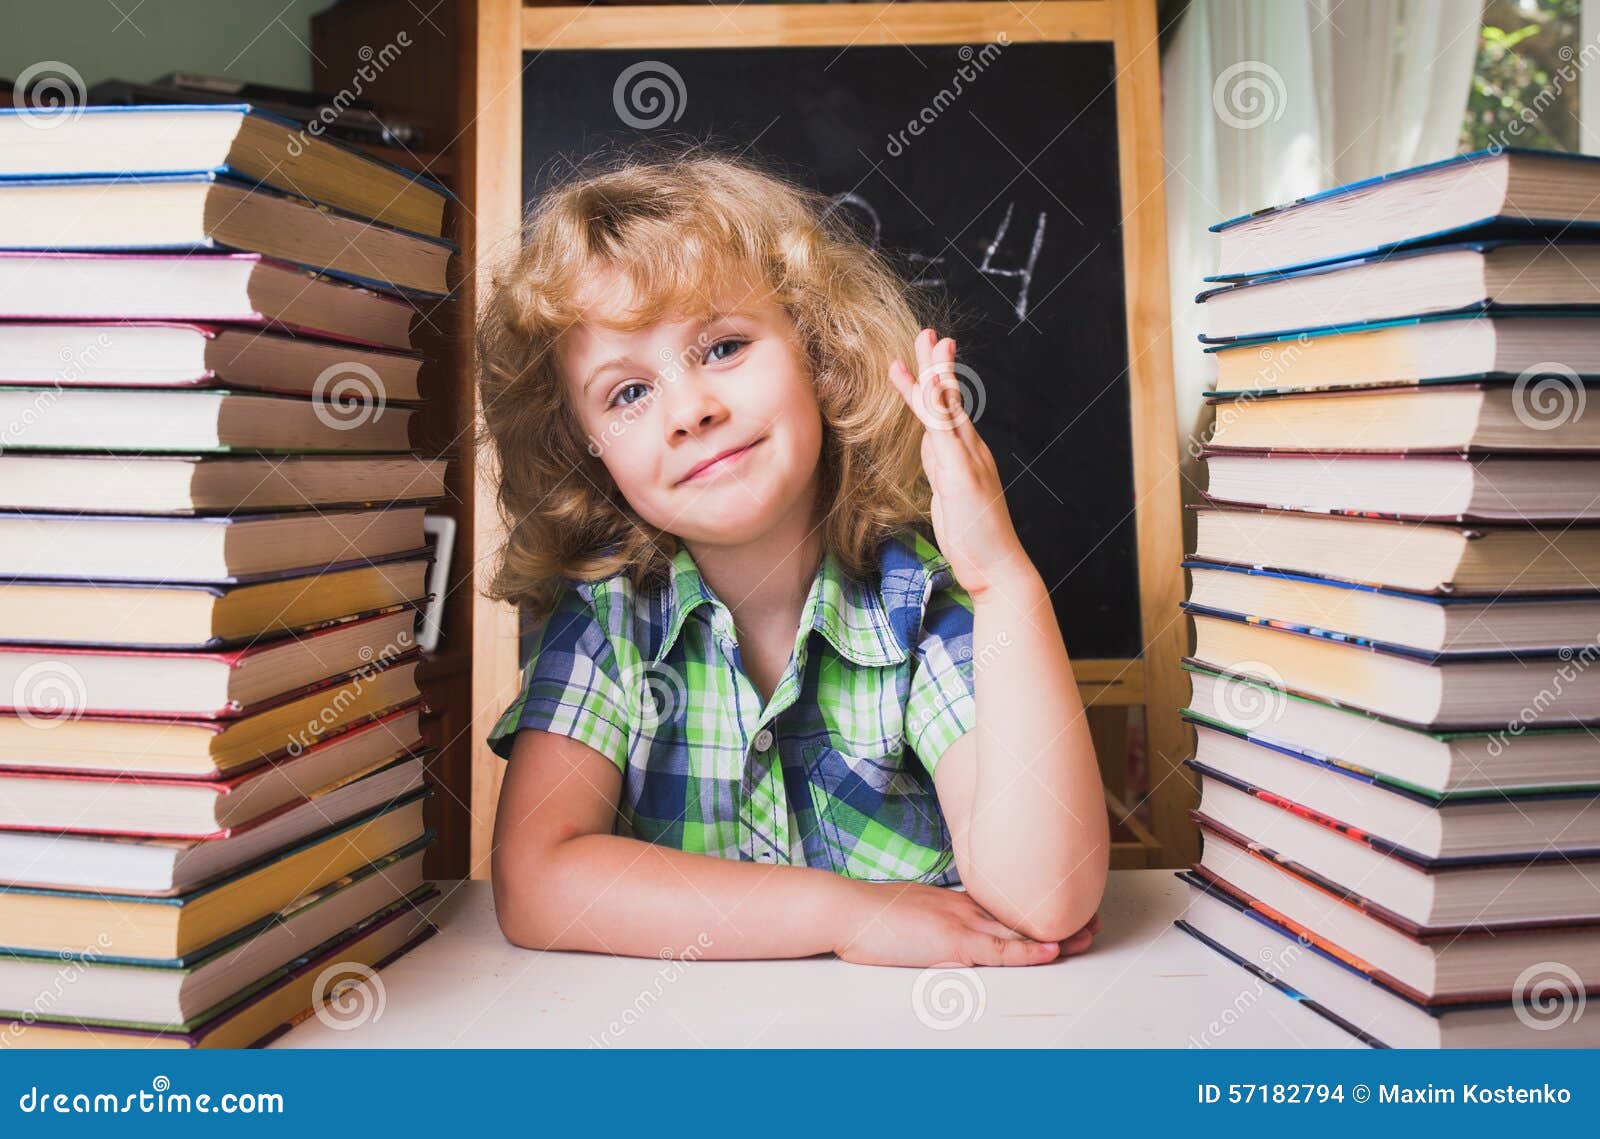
[1,0,326,93]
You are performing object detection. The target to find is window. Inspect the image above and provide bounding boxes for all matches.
[1461,0,1584,153]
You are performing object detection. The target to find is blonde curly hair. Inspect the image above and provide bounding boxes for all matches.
[477,143,951,619]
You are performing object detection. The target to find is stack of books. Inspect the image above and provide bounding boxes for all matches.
[0,103,451,1048]
[1175,148,1600,1049]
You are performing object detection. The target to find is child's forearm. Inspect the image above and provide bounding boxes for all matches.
[963,564,1109,939]
[495,832,862,959]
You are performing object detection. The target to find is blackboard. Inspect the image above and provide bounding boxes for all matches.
[520,42,1139,659]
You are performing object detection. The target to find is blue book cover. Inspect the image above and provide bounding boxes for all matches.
[0,103,456,203]
[0,831,434,969]
[1186,712,1600,806]
[1201,300,1600,347]
[1195,238,1600,344]
[1203,231,1600,340]
[0,792,432,908]
[1206,147,1600,281]
[1180,596,1593,663]
[1181,659,1600,741]
[0,169,457,300]
[1181,557,1600,604]
[1186,758,1600,867]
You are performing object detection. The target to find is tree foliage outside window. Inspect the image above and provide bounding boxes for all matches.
[1461,0,1583,153]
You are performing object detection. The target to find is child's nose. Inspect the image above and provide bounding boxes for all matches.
[665,376,729,436]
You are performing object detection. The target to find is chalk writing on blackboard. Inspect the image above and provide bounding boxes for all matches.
[827,191,1045,323]
[978,202,1046,322]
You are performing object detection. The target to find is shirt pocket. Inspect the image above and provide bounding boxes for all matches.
[801,740,952,881]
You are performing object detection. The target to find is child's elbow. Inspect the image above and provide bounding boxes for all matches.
[1016,860,1109,943]
[490,849,570,950]
[493,893,551,949]
[1014,893,1101,944]
[492,882,551,949]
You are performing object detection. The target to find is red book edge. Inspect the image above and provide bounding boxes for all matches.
[0,695,428,784]
[1182,864,1600,1007]
[0,648,420,725]
[0,745,431,841]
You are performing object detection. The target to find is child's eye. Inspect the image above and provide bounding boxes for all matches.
[605,339,744,409]
[704,337,747,364]
[609,381,651,408]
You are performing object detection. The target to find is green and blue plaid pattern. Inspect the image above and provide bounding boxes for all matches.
[489,528,977,883]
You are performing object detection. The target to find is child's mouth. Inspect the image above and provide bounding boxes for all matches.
[679,437,762,485]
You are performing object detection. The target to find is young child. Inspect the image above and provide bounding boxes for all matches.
[478,147,1108,968]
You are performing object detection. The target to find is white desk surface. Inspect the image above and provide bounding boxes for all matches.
[275,869,1360,1048]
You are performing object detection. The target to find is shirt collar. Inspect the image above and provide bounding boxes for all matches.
[650,541,912,667]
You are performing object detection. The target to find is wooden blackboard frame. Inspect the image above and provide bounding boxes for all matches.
[461,0,1193,869]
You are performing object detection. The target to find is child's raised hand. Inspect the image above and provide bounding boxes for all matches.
[887,329,1034,600]
[832,878,1070,968]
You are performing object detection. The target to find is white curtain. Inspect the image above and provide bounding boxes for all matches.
[1163,0,1483,500]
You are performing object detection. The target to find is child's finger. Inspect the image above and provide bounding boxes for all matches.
[911,340,979,468]
[964,913,1035,941]
[923,411,986,501]
[913,329,961,429]
[1058,928,1096,957]
[933,337,984,457]
[887,357,916,400]
[914,327,935,379]
[889,358,942,433]
[915,371,974,457]
[958,898,1074,947]
[899,360,964,454]
[966,932,1061,967]
[919,338,965,428]
[890,356,940,429]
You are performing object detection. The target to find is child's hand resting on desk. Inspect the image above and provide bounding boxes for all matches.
[833,879,1100,967]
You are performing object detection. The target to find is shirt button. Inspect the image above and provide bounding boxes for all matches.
[753,728,774,752]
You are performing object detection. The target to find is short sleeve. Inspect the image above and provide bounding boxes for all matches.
[486,589,632,772]
[905,579,977,775]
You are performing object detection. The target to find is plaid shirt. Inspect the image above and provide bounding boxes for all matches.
[489,528,977,883]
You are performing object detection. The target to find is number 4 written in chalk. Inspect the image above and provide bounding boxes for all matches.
[828,192,1047,323]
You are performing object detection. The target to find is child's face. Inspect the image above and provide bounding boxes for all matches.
[559,272,824,547]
